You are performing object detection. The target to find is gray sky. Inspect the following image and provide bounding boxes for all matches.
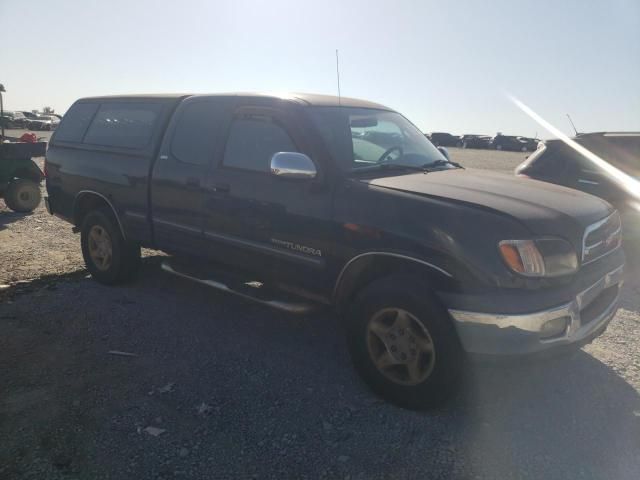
[1,0,638,136]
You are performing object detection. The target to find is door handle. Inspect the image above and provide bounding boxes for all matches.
[185,177,201,189]
[210,182,230,194]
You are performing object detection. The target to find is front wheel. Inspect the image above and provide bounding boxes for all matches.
[81,209,141,285]
[345,275,463,409]
[4,179,41,212]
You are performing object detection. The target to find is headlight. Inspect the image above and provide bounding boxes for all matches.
[499,238,578,277]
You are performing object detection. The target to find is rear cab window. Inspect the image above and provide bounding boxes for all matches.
[83,103,164,149]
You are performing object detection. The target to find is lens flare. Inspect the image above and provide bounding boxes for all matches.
[508,94,640,201]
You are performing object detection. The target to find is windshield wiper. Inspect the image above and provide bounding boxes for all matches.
[421,159,464,170]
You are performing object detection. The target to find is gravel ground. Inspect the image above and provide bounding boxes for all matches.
[1,138,639,479]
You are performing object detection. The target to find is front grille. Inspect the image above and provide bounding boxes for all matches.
[582,212,622,264]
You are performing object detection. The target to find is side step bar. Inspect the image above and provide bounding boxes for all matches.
[161,261,316,314]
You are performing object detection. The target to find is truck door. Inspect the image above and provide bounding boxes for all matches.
[151,97,236,253]
[201,104,334,294]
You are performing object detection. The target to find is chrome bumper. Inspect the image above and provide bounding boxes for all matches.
[449,265,624,355]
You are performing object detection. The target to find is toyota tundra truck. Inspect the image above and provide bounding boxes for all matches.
[44,93,625,409]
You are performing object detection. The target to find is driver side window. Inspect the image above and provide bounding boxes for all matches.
[223,114,298,172]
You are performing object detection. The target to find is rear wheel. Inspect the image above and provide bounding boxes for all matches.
[4,179,41,212]
[345,275,463,409]
[81,209,140,285]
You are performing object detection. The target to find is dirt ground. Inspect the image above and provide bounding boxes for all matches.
[1,141,639,479]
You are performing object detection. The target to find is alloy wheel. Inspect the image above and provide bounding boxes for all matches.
[88,225,113,271]
[366,308,436,385]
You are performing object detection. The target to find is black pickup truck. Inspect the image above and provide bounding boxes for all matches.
[45,93,625,409]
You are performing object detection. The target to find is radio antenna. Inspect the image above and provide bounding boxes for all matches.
[335,49,341,105]
[566,114,578,137]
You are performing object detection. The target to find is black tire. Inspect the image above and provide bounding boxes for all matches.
[345,275,463,410]
[80,209,141,285]
[4,179,41,212]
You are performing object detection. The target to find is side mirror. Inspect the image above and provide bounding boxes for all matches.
[270,152,316,180]
[437,146,450,161]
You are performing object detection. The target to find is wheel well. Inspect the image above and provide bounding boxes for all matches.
[73,192,124,237]
[333,254,452,313]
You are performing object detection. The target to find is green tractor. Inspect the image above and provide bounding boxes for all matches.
[0,141,46,212]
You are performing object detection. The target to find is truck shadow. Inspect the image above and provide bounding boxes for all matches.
[1,259,638,478]
[452,356,640,477]
[135,260,640,477]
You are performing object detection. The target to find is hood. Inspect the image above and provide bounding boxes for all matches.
[363,168,613,240]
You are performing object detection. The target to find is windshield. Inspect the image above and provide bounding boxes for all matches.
[308,107,448,172]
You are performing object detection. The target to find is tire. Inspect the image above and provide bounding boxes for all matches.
[345,275,463,409]
[80,209,141,285]
[4,179,41,212]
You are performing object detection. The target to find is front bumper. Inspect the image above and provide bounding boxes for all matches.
[449,264,624,356]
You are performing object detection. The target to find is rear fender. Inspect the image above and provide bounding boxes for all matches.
[72,191,126,239]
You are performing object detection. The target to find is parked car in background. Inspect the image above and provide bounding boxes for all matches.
[45,92,624,409]
[0,111,27,128]
[491,134,539,152]
[516,132,639,211]
[459,134,492,149]
[516,132,640,262]
[517,137,540,152]
[20,111,39,121]
[25,115,59,131]
[426,132,459,147]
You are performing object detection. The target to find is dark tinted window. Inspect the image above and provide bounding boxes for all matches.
[51,103,99,143]
[83,102,163,149]
[171,101,231,165]
[222,115,297,172]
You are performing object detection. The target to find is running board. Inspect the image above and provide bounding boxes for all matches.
[161,261,316,314]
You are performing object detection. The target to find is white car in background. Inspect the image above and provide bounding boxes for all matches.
[26,114,60,131]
